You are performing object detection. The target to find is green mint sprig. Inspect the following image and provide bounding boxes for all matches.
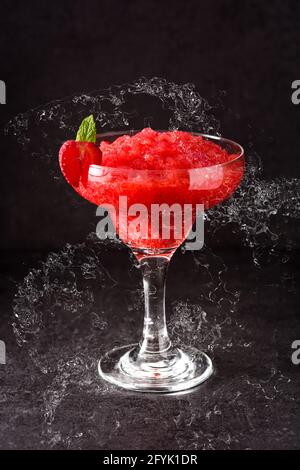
[76,115,97,143]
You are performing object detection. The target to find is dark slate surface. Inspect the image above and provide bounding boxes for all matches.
[0,241,299,450]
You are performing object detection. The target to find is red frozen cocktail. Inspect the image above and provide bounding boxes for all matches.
[60,127,244,251]
[59,118,245,393]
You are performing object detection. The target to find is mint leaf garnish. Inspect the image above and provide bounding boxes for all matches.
[76,115,96,143]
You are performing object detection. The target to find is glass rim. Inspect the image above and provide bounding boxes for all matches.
[93,130,244,173]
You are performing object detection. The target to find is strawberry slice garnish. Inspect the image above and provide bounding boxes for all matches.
[58,115,102,188]
[59,140,81,187]
[59,141,102,188]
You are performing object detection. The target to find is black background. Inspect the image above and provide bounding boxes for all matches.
[1,0,300,251]
[0,0,300,451]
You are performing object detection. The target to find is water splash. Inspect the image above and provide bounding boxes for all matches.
[5,77,219,148]
[206,153,300,264]
[12,235,296,449]
[8,77,300,449]
[5,76,299,256]
[13,234,133,374]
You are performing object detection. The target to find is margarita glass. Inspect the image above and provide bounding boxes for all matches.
[60,130,244,393]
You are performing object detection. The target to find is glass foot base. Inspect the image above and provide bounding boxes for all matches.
[98,344,213,393]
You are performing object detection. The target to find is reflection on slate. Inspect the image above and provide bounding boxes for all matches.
[0,232,299,450]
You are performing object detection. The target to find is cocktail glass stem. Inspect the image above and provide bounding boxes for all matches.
[139,256,172,356]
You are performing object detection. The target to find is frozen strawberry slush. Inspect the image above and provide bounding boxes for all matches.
[99,128,235,169]
[73,129,244,250]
